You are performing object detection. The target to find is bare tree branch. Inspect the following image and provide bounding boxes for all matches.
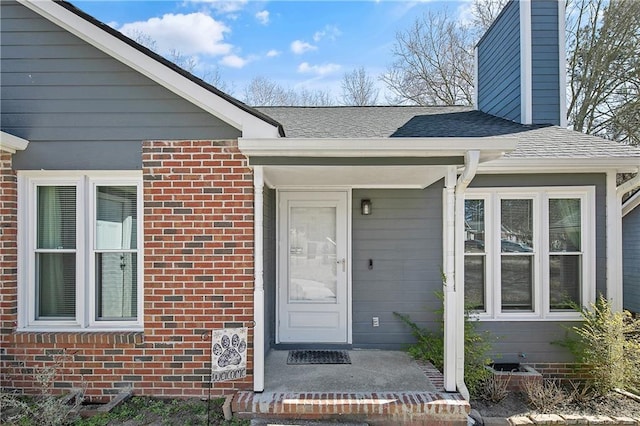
[340,67,379,106]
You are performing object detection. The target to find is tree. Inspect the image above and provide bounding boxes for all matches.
[470,0,509,34]
[566,0,640,145]
[340,67,379,106]
[381,10,475,106]
[241,76,333,106]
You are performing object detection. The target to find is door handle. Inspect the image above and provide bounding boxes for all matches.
[337,258,346,272]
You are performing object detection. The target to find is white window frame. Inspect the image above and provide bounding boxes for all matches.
[17,171,144,331]
[465,186,596,321]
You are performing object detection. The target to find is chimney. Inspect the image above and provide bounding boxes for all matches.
[475,0,566,127]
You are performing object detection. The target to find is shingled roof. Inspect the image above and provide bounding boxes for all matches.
[256,106,640,160]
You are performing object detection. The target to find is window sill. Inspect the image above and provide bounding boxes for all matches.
[11,329,144,345]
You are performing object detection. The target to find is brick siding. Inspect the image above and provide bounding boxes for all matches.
[0,140,255,401]
[0,152,18,337]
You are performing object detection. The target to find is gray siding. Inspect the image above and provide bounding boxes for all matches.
[531,0,561,125]
[1,2,240,170]
[352,186,444,349]
[623,207,640,313]
[263,187,277,352]
[477,0,521,123]
[471,173,607,362]
[477,322,577,363]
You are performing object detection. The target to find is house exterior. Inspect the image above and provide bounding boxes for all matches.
[2,0,640,405]
[623,193,640,314]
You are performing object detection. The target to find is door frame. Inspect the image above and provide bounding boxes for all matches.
[275,188,352,345]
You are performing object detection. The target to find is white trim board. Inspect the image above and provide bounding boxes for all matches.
[623,191,640,217]
[0,131,29,153]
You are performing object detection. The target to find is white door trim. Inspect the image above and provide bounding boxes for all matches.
[275,188,352,344]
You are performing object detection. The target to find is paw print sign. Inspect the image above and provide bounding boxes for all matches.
[211,328,247,382]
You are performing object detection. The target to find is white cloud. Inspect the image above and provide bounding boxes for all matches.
[220,54,248,68]
[255,10,270,25]
[298,62,341,76]
[119,13,231,57]
[266,49,281,58]
[291,40,317,55]
[313,25,342,42]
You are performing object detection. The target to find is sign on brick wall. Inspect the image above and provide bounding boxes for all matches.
[211,328,247,382]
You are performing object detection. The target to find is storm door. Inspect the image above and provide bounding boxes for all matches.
[277,191,349,343]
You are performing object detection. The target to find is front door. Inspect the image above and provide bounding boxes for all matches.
[278,191,349,343]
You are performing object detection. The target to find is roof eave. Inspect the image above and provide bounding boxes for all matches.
[0,131,30,153]
[18,0,281,138]
[238,137,518,162]
[479,157,640,174]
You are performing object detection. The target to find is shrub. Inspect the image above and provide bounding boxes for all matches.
[521,378,566,412]
[0,351,84,426]
[566,295,640,395]
[394,292,493,398]
[480,373,510,403]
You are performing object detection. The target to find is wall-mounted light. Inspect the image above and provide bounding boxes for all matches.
[361,199,372,215]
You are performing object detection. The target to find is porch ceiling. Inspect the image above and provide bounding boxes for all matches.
[262,165,449,189]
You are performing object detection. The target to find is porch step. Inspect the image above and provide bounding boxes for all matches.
[232,391,470,425]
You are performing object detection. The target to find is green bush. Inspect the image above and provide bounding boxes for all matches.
[566,295,640,395]
[394,292,492,398]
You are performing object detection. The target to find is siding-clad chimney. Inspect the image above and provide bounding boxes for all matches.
[476,0,566,127]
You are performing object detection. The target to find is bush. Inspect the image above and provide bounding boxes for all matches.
[394,292,493,398]
[521,378,566,412]
[566,295,640,395]
[0,351,84,426]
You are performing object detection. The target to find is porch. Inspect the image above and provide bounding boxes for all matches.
[232,350,470,425]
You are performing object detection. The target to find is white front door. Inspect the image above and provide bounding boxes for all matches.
[278,191,349,343]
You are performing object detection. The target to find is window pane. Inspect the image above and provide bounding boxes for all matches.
[501,256,534,311]
[464,256,485,311]
[38,186,76,249]
[96,186,137,250]
[96,252,138,320]
[549,199,581,252]
[501,199,533,252]
[289,207,337,302]
[550,255,581,310]
[36,253,75,318]
[465,200,485,253]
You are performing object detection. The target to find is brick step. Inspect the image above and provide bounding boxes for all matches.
[232,391,470,425]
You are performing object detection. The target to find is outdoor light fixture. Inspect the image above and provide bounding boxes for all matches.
[361,199,372,215]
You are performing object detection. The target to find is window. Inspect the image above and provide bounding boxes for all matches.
[19,172,143,330]
[464,187,595,320]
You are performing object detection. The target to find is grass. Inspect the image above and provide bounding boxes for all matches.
[74,396,249,426]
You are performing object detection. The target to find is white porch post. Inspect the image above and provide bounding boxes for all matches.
[443,166,457,392]
[253,166,265,392]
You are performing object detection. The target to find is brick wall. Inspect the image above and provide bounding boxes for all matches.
[0,152,18,337]
[0,140,255,401]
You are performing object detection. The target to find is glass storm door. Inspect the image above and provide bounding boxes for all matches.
[278,191,349,343]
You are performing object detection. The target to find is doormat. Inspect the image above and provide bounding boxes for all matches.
[287,350,351,365]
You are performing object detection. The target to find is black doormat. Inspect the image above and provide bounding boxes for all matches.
[286,350,351,365]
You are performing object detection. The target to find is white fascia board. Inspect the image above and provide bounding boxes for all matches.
[520,0,533,125]
[0,131,30,153]
[478,158,640,174]
[19,0,279,139]
[238,137,518,159]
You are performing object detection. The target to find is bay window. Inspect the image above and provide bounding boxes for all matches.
[19,172,143,330]
[464,187,595,320]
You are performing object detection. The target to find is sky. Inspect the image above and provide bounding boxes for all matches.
[73,0,477,101]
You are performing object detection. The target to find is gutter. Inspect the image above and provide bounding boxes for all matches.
[453,150,480,400]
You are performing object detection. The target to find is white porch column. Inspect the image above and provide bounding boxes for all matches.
[443,166,457,392]
[253,166,265,392]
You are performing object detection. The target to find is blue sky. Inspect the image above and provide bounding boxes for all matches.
[74,1,476,100]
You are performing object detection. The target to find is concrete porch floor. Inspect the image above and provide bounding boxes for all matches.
[232,350,470,425]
